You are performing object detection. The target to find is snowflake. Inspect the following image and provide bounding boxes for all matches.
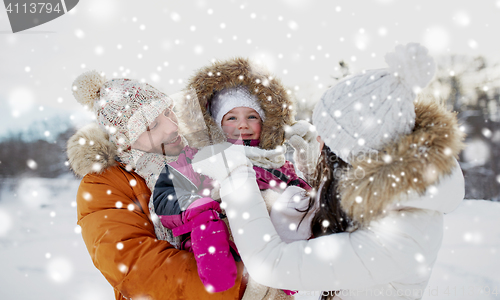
[74,29,85,38]
[482,128,492,138]
[118,263,128,273]
[463,139,490,166]
[82,192,93,201]
[27,159,37,169]
[48,258,73,282]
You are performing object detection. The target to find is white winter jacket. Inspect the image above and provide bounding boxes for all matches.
[207,101,466,300]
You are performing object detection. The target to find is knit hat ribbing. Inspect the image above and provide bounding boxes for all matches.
[313,43,436,163]
[72,71,173,151]
[210,86,266,126]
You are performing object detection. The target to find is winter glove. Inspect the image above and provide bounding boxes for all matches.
[285,120,320,177]
[192,142,253,184]
[282,289,298,296]
[171,197,238,293]
[270,185,316,243]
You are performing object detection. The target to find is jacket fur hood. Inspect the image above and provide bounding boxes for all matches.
[67,123,117,177]
[339,99,466,227]
[181,57,295,150]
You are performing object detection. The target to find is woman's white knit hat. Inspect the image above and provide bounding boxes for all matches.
[312,43,436,163]
[210,85,266,126]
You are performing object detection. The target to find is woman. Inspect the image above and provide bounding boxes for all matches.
[192,43,465,299]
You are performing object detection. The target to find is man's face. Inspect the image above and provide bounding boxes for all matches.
[131,108,184,155]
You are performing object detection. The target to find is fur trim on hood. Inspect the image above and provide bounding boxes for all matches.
[182,57,295,150]
[339,99,465,227]
[67,123,117,177]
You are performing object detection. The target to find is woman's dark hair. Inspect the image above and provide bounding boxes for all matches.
[303,145,351,300]
[308,145,351,238]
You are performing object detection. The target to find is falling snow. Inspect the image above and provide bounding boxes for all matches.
[423,26,451,54]
[1,1,500,299]
[463,139,490,166]
[0,172,498,300]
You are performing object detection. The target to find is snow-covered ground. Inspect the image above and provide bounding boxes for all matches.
[0,177,499,300]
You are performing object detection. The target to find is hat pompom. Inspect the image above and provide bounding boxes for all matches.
[384,43,436,93]
[72,70,106,110]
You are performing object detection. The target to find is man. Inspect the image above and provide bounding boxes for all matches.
[67,70,246,299]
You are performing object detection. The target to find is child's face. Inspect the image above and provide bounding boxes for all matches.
[221,107,262,140]
[131,107,184,155]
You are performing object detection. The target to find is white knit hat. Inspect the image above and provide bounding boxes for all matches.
[72,70,174,151]
[210,86,266,126]
[312,43,436,163]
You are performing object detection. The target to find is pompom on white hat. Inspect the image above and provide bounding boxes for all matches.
[72,70,173,151]
[312,43,436,163]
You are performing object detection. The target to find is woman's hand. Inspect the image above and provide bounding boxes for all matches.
[285,120,321,176]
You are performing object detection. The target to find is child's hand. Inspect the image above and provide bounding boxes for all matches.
[285,120,321,176]
[171,197,238,292]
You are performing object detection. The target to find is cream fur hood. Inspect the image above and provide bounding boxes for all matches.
[179,57,295,150]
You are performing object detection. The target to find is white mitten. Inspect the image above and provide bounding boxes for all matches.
[192,142,253,183]
[285,120,320,176]
[270,185,316,243]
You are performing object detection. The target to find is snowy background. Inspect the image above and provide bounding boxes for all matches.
[1,0,500,299]
[0,177,499,299]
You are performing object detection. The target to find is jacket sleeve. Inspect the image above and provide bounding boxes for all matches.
[220,166,440,292]
[153,165,202,216]
[269,186,316,243]
[77,167,244,300]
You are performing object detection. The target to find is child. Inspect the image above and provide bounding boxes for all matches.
[114,93,239,293]
[210,85,311,209]
[153,58,316,299]
[152,142,239,294]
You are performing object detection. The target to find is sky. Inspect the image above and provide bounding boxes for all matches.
[1,0,500,137]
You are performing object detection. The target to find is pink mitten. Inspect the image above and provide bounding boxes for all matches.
[173,198,237,293]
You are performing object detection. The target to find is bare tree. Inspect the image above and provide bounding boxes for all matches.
[429,55,500,201]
